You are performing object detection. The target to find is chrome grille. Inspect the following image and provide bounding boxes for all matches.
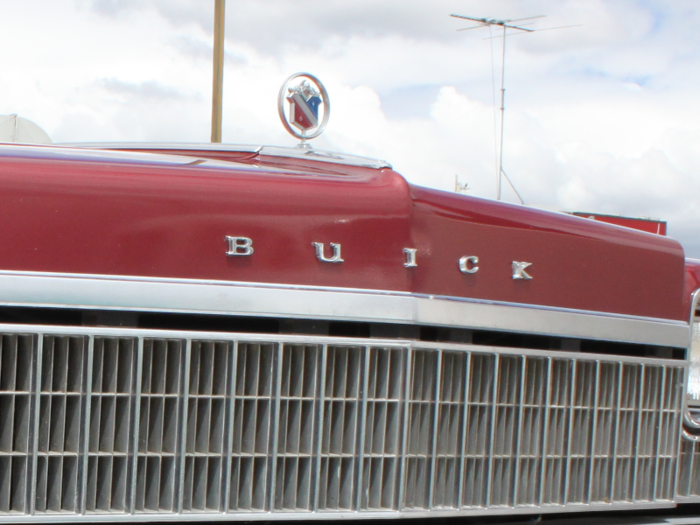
[679,434,700,499]
[87,337,134,514]
[0,326,685,521]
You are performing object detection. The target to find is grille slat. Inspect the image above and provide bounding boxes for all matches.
[0,327,686,520]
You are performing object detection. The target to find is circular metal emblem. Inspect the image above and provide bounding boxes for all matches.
[278,73,330,143]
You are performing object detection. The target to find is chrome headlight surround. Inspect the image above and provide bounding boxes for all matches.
[687,289,700,411]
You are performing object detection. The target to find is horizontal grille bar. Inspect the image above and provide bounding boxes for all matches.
[0,327,686,521]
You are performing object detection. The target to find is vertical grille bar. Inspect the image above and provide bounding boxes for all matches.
[427,350,442,509]
[0,334,34,514]
[586,361,600,505]
[591,362,618,504]
[636,364,661,501]
[547,359,574,506]
[135,339,184,513]
[312,344,327,512]
[457,350,471,509]
[360,347,405,510]
[658,366,682,500]
[667,367,684,498]
[433,351,465,509]
[651,366,666,500]
[268,343,281,513]
[490,355,521,507]
[619,363,641,501]
[518,357,547,506]
[402,349,437,510]
[80,336,93,515]
[129,337,144,515]
[182,341,231,513]
[679,438,694,496]
[274,344,319,511]
[631,364,644,500]
[568,360,595,504]
[511,356,525,507]
[537,357,552,506]
[228,342,275,512]
[563,359,576,504]
[86,338,136,514]
[354,346,370,512]
[29,334,43,516]
[396,346,411,512]
[485,354,498,508]
[35,336,87,514]
[222,340,238,513]
[609,362,623,503]
[462,353,495,508]
[318,346,362,512]
[176,339,191,514]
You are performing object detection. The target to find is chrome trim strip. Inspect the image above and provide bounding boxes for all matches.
[0,503,676,523]
[58,143,392,169]
[681,429,700,443]
[684,289,700,427]
[0,326,681,366]
[0,270,688,348]
[259,146,392,169]
[57,143,263,154]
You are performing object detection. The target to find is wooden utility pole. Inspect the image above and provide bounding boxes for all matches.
[211,0,225,143]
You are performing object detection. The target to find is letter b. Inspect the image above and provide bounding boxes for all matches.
[226,236,254,256]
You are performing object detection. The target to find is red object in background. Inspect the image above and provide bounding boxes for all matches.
[571,212,667,235]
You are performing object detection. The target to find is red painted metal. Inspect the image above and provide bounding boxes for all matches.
[685,259,700,320]
[570,212,667,236]
[0,144,687,321]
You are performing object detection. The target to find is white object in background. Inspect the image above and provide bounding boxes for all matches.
[0,114,51,144]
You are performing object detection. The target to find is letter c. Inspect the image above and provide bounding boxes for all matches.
[459,256,479,274]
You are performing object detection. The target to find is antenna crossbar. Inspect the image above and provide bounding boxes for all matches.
[451,12,562,203]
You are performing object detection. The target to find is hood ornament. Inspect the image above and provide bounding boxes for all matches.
[278,73,330,148]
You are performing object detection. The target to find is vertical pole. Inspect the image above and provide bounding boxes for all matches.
[211,0,226,143]
[497,24,507,200]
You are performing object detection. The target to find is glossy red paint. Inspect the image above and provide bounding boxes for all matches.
[411,186,685,321]
[685,259,700,320]
[570,212,667,236]
[0,144,687,321]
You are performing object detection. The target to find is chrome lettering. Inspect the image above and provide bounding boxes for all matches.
[512,261,533,280]
[403,248,417,268]
[313,242,344,263]
[226,236,254,256]
[459,256,479,274]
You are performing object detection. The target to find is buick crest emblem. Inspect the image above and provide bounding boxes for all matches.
[278,73,330,146]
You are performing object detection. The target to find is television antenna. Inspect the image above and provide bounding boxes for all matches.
[455,174,470,194]
[451,14,559,204]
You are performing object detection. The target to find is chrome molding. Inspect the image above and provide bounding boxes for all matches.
[0,325,684,522]
[678,430,700,500]
[259,146,392,169]
[680,289,700,501]
[56,143,392,170]
[0,270,688,348]
[687,289,700,411]
[56,143,263,154]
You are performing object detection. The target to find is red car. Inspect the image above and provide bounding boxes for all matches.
[0,89,696,521]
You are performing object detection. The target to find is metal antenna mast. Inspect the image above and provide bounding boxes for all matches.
[450,14,544,203]
[211,0,226,143]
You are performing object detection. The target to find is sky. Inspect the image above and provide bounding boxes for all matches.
[2,1,700,255]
